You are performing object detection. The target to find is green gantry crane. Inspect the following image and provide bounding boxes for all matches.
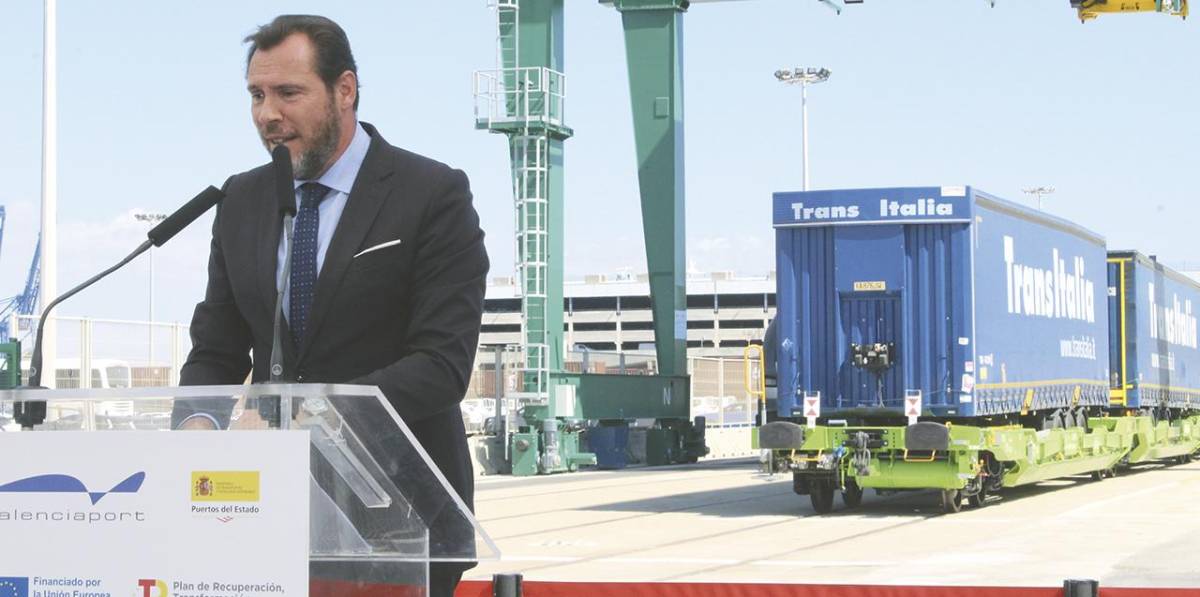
[475,0,595,475]
[474,0,570,408]
[475,0,704,475]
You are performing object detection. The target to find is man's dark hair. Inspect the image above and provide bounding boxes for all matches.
[245,15,360,110]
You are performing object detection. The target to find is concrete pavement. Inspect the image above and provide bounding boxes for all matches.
[467,457,1200,588]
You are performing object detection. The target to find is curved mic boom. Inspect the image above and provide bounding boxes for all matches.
[19,185,224,427]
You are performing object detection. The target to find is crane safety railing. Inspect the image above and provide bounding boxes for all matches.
[473,66,566,131]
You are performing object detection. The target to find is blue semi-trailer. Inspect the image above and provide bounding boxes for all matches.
[1108,250,1200,413]
[771,186,1109,424]
[761,186,1200,514]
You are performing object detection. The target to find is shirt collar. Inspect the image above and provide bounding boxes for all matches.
[294,122,370,195]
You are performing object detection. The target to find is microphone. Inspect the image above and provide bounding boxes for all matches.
[18,185,225,428]
[147,186,226,247]
[272,144,297,217]
[262,144,297,427]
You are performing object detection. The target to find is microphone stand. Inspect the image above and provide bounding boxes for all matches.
[259,213,295,429]
[253,144,298,430]
[18,240,154,429]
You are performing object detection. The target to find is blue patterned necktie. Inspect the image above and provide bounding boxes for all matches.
[289,182,331,348]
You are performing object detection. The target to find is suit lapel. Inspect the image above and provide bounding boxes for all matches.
[297,127,394,360]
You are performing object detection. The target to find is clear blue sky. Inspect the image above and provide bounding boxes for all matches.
[0,1,1196,325]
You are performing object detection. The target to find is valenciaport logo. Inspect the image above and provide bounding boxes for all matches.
[0,472,145,504]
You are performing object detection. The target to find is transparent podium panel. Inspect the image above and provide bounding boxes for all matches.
[0,383,498,595]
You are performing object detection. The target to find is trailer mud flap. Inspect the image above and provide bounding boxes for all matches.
[760,421,806,449]
[906,421,951,452]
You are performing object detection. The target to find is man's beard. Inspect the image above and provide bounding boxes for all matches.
[293,102,341,180]
[260,96,342,180]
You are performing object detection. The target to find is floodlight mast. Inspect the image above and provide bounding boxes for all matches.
[775,67,832,191]
[1022,186,1056,210]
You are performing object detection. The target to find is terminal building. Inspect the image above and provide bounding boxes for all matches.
[481,272,776,358]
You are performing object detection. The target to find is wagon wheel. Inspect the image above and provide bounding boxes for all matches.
[940,489,963,514]
[842,478,864,509]
[967,483,988,508]
[810,482,836,514]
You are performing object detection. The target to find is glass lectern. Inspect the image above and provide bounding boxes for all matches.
[0,383,498,596]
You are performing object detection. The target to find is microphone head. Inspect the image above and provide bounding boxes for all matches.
[271,144,296,217]
[147,186,225,247]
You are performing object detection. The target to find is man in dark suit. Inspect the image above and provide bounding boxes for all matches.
[176,15,487,596]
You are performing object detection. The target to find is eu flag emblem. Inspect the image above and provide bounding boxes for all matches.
[0,577,27,597]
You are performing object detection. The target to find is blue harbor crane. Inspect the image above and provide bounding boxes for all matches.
[0,206,43,342]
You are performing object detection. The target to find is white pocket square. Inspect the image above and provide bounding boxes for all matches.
[353,239,402,259]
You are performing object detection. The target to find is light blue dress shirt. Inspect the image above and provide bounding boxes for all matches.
[276,122,370,320]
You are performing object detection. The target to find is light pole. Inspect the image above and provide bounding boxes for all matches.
[1022,186,1055,210]
[41,0,58,387]
[134,212,166,374]
[775,67,832,191]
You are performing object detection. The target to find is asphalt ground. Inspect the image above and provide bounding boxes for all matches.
[465,456,1200,588]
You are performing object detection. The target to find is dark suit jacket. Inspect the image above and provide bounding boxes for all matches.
[178,123,488,552]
